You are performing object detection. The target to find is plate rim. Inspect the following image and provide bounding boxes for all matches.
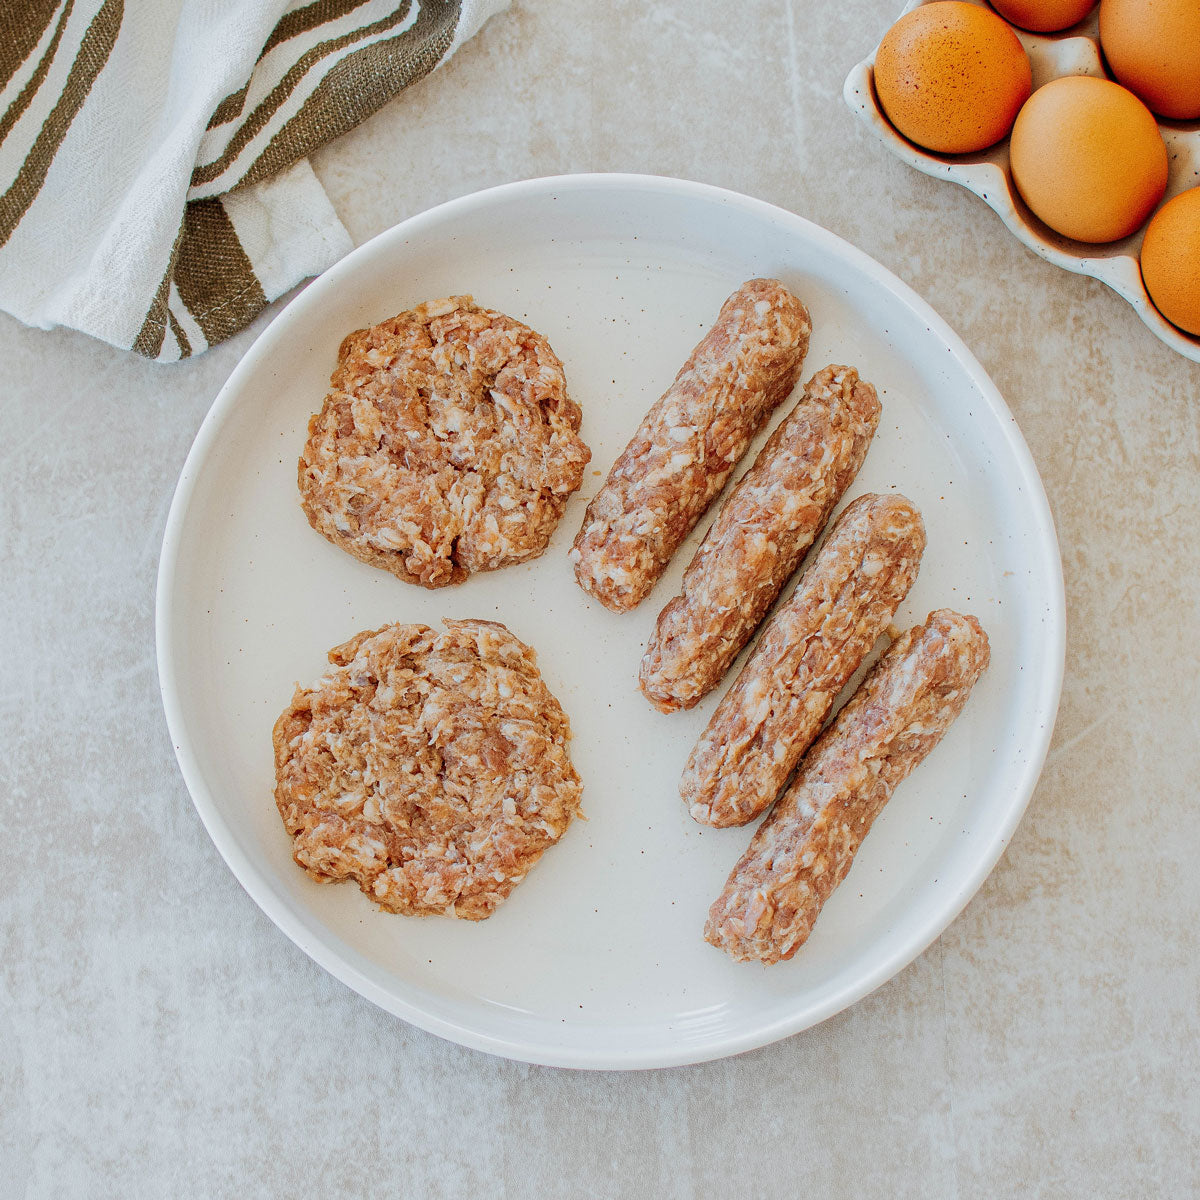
[155,171,1066,1070]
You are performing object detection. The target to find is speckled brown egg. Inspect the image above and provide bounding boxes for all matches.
[875,1,1033,154]
[990,0,1097,33]
[1141,187,1200,335]
[1100,0,1200,120]
[1009,76,1168,243]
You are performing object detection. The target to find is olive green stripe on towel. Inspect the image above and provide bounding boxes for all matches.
[206,80,250,131]
[173,197,265,347]
[189,1,413,191]
[0,0,77,148]
[235,0,461,194]
[206,0,375,131]
[0,0,121,249]
[132,221,184,360]
[0,0,60,94]
[260,0,374,61]
[166,306,192,360]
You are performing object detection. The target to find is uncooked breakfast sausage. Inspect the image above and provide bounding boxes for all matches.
[682,492,926,828]
[704,609,991,964]
[638,365,881,713]
[569,279,812,612]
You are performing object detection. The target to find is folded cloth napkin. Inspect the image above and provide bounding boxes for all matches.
[0,0,506,361]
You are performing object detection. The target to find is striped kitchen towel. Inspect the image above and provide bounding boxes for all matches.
[0,0,506,362]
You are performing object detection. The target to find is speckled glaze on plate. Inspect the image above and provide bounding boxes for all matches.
[844,0,1200,364]
[156,174,1065,1069]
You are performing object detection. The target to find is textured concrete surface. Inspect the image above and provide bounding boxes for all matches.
[3,1,1198,1195]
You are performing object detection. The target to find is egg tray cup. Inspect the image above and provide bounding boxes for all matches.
[844,0,1200,364]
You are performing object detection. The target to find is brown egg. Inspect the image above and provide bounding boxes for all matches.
[990,0,1096,33]
[1100,0,1200,120]
[1140,187,1200,335]
[1009,76,1168,242]
[875,1,1033,154]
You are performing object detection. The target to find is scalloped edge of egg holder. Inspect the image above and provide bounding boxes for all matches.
[843,0,1200,365]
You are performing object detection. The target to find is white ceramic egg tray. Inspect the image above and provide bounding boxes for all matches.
[844,0,1200,363]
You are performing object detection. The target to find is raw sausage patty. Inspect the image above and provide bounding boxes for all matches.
[272,619,583,920]
[300,296,591,589]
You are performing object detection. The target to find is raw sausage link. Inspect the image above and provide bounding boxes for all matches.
[639,365,881,713]
[569,279,811,612]
[704,609,991,964]
[682,492,925,828]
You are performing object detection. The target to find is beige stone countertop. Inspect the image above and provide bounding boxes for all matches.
[2,2,1197,1195]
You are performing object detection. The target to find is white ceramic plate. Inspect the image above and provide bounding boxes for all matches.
[157,174,1064,1070]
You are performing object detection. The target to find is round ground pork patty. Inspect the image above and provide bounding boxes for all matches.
[299,296,590,588]
[272,619,583,920]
